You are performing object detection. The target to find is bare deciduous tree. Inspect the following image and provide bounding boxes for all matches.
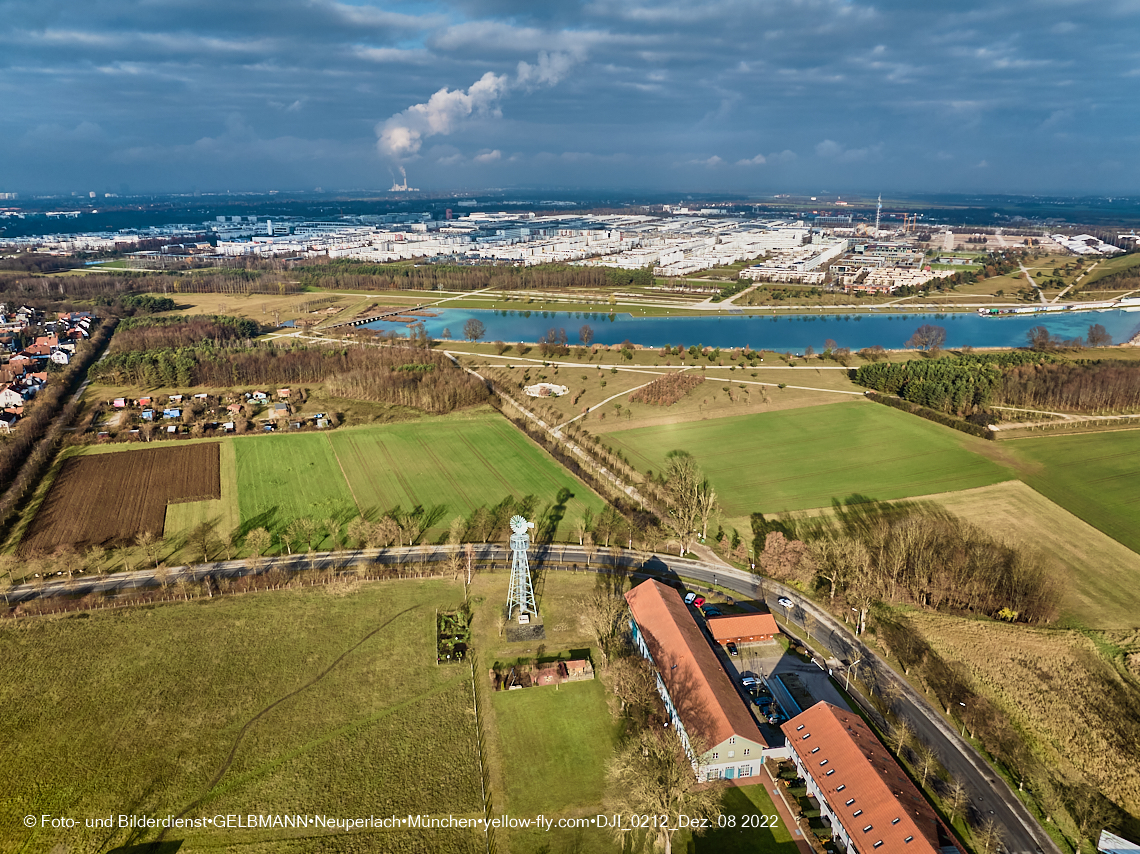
[606,728,722,854]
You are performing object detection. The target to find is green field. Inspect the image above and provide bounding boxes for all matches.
[0,580,482,854]
[328,414,606,542]
[604,401,1011,518]
[492,679,619,815]
[234,431,360,548]
[225,410,606,549]
[1008,430,1140,556]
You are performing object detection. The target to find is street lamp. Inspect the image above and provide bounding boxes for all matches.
[845,658,862,693]
[958,701,967,738]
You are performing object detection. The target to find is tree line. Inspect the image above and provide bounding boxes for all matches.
[0,318,118,534]
[90,342,489,413]
[110,315,263,353]
[854,350,1140,416]
[752,498,1062,627]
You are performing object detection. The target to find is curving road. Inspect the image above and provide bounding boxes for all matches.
[5,545,1055,854]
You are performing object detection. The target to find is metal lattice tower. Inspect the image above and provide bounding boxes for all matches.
[506,515,537,623]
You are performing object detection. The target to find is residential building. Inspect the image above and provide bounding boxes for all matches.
[781,701,962,854]
[625,579,775,781]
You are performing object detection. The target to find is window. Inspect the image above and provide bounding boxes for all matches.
[711,752,718,760]
[825,769,835,776]
[892,818,901,825]
[862,825,873,833]
[874,842,884,849]
[819,759,828,766]
[810,747,820,754]
[853,810,863,817]
[744,749,750,756]
[845,799,855,806]
[836,785,846,792]
[905,836,914,844]
[729,736,735,744]
[796,724,805,731]
[801,734,810,740]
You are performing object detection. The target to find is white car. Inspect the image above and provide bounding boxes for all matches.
[777,597,794,608]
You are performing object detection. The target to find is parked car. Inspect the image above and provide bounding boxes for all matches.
[726,642,739,657]
[777,597,794,608]
[693,595,705,607]
[684,592,696,605]
[702,605,722,617]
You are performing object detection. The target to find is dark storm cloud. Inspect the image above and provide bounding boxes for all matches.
[0,0,1137,193]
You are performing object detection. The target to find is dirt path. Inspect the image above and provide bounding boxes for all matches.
[159,604,424,837]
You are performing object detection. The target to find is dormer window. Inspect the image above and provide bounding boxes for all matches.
[846,799,855,806]
[810,747,820,754]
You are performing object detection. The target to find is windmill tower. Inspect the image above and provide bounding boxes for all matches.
[874,194,882,236]
[506,515,538,623]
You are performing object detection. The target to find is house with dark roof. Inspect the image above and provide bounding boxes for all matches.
[781,702,962,854]
[625,579,776,782]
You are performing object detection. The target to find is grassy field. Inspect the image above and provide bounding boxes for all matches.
[921,481,1140,630]
[234,431,360,549]
[492,679,619,815]
[902,610,1140,840]
[226,409,606,550]
[328,415,606,542]
[0,579,483,854]
[1006,430,1140,555]
[603,400,1011,518]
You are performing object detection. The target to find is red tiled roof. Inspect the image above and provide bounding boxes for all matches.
[625,579,766,750]
[781,702,959,854]
[707,612,779,642]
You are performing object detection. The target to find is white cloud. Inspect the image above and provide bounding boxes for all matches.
[376,52,577,161]
[473,149,501,163]
[815,139,881,162]
[736,153,767,166]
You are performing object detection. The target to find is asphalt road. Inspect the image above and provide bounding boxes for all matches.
[5,545,1055,854]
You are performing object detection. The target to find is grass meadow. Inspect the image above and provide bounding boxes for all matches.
[1007,429,1140,555]
[492,679,619,815]
[222,410,606,549]
[603,400,1011,519]
[902,610,1140,840]
[0,579,483,854]
[328,413,607,542]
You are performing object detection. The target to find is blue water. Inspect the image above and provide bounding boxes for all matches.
[364,307,1140,351]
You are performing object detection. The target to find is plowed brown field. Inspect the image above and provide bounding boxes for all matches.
[22,444,221,553]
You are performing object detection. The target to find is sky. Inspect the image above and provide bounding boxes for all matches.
[1,0,1138,196]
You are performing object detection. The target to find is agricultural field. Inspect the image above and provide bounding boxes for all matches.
[164,440,241,547]
[0,579,482,854]
[233,431,359,550]
[602,400,1011,520]
[231,410,607,548]
[21,443,221,554]
[1006,429,1140,556]
[327,414,605,543]
[901,609,1140,843]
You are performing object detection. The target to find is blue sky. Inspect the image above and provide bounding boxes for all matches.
[1,0,1137,195]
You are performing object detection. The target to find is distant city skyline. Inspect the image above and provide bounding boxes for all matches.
[2,0,1138,196]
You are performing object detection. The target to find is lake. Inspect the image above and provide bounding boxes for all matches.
[364,306,1140,351]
